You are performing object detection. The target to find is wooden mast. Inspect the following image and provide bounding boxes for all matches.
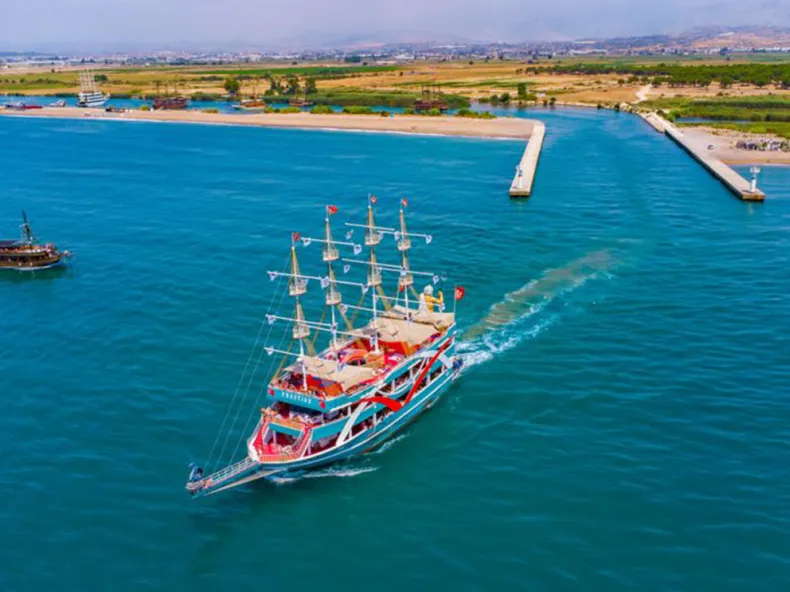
[397,201,413,312]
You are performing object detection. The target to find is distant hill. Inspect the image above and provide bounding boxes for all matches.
[582,26,790,51]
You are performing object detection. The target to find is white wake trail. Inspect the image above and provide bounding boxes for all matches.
[457,249,615,371]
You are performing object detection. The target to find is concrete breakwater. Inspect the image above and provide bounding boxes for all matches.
[640,112,765,201]
[509,121,545,198]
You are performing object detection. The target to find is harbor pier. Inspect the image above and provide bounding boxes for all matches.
[640,113,765,201]
[509,121,545,198]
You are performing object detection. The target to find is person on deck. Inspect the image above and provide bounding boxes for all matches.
[419,285,444,312]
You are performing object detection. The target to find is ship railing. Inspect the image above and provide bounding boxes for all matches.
[202,457,259,488]
[257,425,313,463]
[264,409,306,432]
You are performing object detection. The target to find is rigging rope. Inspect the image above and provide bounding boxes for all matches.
[215,277,291,468]
[229,322,292,464]
[349,291,366,326]
[204,254,289,471]
[309,306,327,349]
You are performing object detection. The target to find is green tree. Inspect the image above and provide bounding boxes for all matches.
[224,76,240,95]
[516,82,527,99]
[263,73,282,94]
[94,74,108,83]
[286,76,300,95]
[753,73,771,87]
[500,92,511,103]
[304,78,317,95]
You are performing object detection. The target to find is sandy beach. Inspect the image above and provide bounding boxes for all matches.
[0,107,536,139]
[680,126,790,166]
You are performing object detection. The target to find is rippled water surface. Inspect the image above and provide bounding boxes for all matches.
[1,110,789,590]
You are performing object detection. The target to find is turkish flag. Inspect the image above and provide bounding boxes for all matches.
[292,231,301,242]
[454,286,466,301]
[401,198,408,208]
[327,205,338,215]
[370,195,377,204]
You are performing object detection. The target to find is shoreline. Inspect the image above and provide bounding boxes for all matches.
[675,125,790,167]
[0,107,536,140]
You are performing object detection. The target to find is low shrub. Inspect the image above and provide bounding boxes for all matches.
[342,106,374,114]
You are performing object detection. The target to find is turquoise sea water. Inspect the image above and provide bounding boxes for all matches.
[1,110,789,590]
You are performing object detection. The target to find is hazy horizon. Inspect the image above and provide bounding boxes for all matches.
[2,0,790,53]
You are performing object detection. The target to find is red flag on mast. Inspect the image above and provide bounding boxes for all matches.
[454,286,466,301]
[370,195,377,204]
[401,198,408,208]
[327,205,338,215]
[292,231,301,242]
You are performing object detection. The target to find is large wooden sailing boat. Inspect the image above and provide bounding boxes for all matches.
[186,198,464,497]
[0,211,71,271]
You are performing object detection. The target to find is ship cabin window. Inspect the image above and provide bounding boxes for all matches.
[393,373,409,389]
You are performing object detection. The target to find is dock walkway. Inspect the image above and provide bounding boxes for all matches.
[509,121,545,198]
[640,112,765,201]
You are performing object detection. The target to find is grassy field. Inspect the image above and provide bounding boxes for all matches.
[4,55,790,117]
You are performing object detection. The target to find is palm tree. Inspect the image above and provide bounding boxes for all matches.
[286,76,300,95]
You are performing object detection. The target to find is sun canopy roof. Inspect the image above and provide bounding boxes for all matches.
[287,356,377,391]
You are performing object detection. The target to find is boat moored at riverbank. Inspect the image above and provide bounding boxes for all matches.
[76,71,110,108]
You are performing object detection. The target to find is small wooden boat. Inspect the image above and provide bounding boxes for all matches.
[413,85,448,113]
[288,97,315,109]
[152,96,189,110]
[233,98,268,112]
[0,211,71,271]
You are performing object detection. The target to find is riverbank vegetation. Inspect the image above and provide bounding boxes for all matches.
[643,95,790,123]
[534,62,790,88]
[4,55,790,113]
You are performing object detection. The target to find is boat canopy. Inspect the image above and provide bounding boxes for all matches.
[286,356,377,391]
[0,240,20,248]
[382,306,456,332]
[375,316,438,346]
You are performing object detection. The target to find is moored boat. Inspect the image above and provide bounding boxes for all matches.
[5,102,43,110]
[152,96,189,110]
[233,98,268,112]
[288,97,315,108]
[0,211,71,271]
[186,198,464,497]
[76,71,110,108]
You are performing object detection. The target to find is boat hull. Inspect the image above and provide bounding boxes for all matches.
[0,253,67,271]
[190,354,457,497]
[77,92,109,108]
[0,260,65,271]
[262,367,455,473]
